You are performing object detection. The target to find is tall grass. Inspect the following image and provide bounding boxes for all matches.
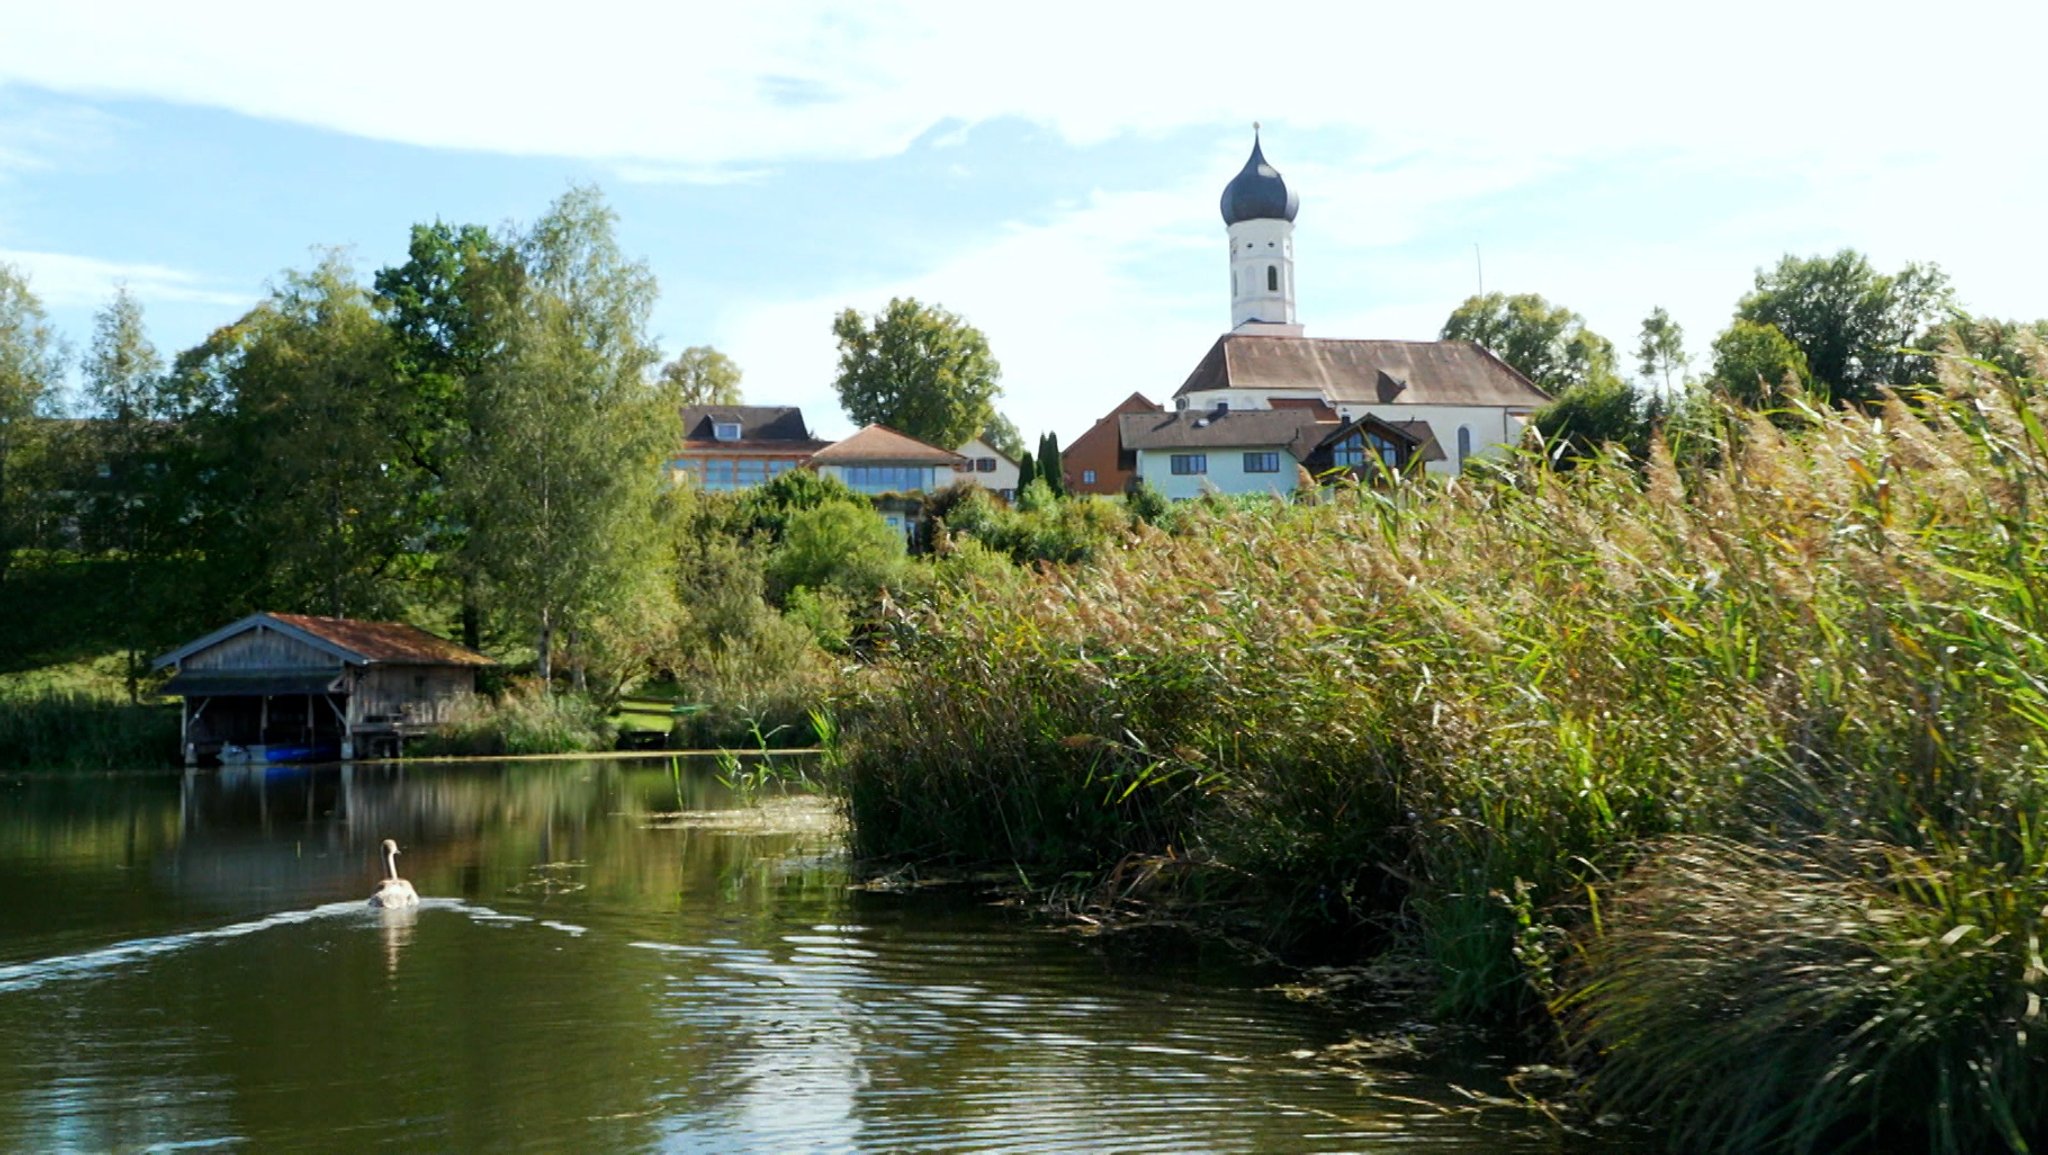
[0,690,182,770]
[414,685,616,757]
[835,358,2048,1152]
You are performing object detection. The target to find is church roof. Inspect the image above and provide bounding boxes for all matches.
[810,424,966,466]
[1173,334,1552,409]
[1220,135,1299,226]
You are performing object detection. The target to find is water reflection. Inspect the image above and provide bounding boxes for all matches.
[0,760,1626,1153]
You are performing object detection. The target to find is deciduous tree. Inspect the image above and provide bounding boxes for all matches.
[1636,306,1689,390]
[1707,319,1813,410]
[831,298,1001,449]
[657,345,743,407]
[1442,292,1617,395]
[0,265,66,588]
[1734,250,1951,405]
[460,187,669,686]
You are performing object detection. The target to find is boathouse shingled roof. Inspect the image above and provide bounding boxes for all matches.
[809,424,966,466]
[1171,334,1552,409]
[154,613,493,671]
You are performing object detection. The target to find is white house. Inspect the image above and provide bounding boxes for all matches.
[947,436,1022,500]
[807,424,965,536]
[1118,131,1550,497]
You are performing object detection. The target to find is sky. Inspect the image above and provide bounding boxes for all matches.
[1,1,2042,443]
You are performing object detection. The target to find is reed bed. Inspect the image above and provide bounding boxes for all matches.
[835,359,2048,1153]
[0,690,181,770]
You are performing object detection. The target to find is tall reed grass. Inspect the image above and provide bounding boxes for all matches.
[414,685,616,757]
[0,690,181,769]
[835,358,2048,1152]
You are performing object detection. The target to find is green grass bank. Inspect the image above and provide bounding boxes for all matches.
[834,363,2048,1154]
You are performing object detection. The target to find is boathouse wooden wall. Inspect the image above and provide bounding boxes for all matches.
[352,666,474,727]
[183,628,339,672]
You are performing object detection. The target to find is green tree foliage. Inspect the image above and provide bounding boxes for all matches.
[1636,306,1688,390]
[0,264,64,588]
[461,186,670,685]
[1442,291,1618,394]
[657,345,743,407]
[1530,377,1658,466]
[831,297,1001,449]
[1734,250,1952,405]
[1035,432,1066,498]
[728,467,862,544]
[765,500,906,601]
[1707,319,1814,409]
[373,221,522,648]
[980,411,1026,460]
[78,288,172,699]
[212,254,413,618]
[1016,450,1036,494]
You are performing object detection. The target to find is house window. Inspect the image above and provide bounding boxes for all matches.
[1332,435,1364,468]
[1457,426,1473,464]
[1267,265,1278,292]
[975,457,996,473]
[1170,454,1207,476]
[843,465,931,493]
[713,421,742,442]
[953,460,974,473]
[1243,451,1281,473]
[1082,469,1097,485]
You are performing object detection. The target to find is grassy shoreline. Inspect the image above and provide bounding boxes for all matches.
[833,364,2048,1153]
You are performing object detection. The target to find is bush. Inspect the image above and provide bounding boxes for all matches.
[414,685,615,756]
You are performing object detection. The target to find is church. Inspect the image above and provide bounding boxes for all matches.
[1088,132,1552,500]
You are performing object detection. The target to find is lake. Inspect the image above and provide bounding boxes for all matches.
[0,757,1628,1152]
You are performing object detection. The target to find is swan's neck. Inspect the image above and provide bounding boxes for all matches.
[384,849,399,882]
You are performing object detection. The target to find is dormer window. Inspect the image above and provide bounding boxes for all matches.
[713,421,742,442]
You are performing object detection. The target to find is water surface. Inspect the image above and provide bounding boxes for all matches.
[0,759,1615,1152]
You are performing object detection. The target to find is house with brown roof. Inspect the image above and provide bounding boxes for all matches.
[947,435,1022,500]
[1119,405,1444,501]
[669,405,832,491]
[808,424,967,537]
[154,612,494,764]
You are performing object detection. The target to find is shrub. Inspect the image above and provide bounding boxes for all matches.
[414,685,615,757]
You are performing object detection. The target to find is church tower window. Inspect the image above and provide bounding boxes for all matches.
[1267,265,1278,292]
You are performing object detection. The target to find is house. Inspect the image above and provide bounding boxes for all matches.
[668,405,831,491]
[1081,131,1550,499]
[807,424,967,537]
[947,436,1022,500]
[1064,392,1161,495]
[154,613,494,764]
[1119,406,1444,500]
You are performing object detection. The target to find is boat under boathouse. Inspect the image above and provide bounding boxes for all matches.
[154,612,494,764]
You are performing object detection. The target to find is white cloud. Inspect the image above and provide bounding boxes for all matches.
[716,182,1220,442]
[2,2,2040,174]
[0,248,250,309]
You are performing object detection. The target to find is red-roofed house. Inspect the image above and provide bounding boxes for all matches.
[154,612,494,764]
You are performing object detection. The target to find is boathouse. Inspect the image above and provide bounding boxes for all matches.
[154,613,494,764]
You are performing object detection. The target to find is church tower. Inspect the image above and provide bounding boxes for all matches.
[1219,128,1300,333]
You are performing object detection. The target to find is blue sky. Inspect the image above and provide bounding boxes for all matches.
[2,1,2042,443]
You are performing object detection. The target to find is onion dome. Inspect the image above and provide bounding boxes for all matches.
[1219,132,1298,225]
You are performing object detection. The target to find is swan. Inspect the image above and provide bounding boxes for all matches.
[368,838,420,908]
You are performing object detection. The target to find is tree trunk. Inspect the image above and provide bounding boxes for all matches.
[568,627,586,694]
[536,610,553,689]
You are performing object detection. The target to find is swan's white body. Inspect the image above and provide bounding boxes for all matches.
[368,838,419,908]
